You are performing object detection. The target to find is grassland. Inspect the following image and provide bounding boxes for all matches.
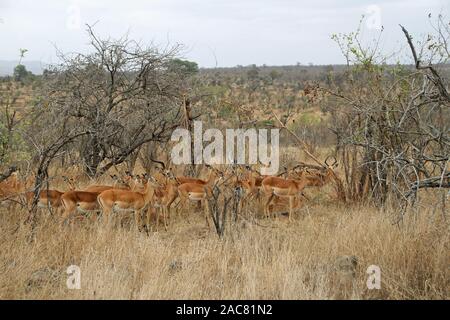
[0,188,447,300]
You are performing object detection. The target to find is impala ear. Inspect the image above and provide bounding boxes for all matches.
[125,171,133,177]
[147,175,161,187]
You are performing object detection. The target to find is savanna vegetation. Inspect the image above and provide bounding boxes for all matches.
[0,16,449,299]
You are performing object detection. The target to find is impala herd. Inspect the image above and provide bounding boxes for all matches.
[0,157,338,231]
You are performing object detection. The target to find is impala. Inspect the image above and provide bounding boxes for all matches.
[60,172,145,223]
[60,189,103,223]
[296,156,338,188]
[169,165,220,186]
[150,175,179,231]
[159,165,222,210]
[83,173,134,193]
[238,167,266,201]
[0,170,25,209]
[261,175,308,221]
[0,170,20,200]
[176,169,223,227]
[261,156,339,221]
[268,194,303,214]
[97,174,160,228]
[24,178,75,214]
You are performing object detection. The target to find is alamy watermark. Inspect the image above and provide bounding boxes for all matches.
[365,5,382,30]
[366,265,381,290]
[66,1,82,30]
[170,121,280,175]
[66,265,81,290]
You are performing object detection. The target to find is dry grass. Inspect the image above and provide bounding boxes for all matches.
[0,196,448,300]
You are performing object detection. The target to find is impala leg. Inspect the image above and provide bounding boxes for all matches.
[61,205,76,225]
[203,199,210,228]
[162,206,168,231]
[288,196,294,222]
[240,191,252,216]
[90,210,99,224]
[145,206,152,232]
[155,206,160,232]
[178,196,190,224]
[165,194,177,225]
[135,209,141,231]
[238,194,245,216]
[264,194,275,218]
[103,208,113,227]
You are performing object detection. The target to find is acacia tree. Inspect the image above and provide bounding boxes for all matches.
[22,26,194,230]
[324,16,449,213]
[38,25,188,177]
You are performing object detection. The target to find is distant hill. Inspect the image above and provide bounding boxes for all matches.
[0,60,46,76]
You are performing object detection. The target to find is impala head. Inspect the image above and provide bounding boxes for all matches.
[141,173,161,189]
[111,174,129,188]
[122,171,135,184]
[207,165,224,179]
[61,175,76,190]
[324,156,338,169]
[124,171,135,180]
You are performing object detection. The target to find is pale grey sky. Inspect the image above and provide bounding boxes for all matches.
[0,0,448,67]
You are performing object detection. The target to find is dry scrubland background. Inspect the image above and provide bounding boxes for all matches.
[0,17,449,299]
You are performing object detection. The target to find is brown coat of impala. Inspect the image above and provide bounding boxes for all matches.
[0,172,20,198]
[262,156,339,220]
[24,176,75,214]
[261,176,308,221]
[60,174,141,223]
[177,182,214,226]
[97,176,159,227]
[60,190,103,222]
[150,178,179,230]
[83,174,134,193]
[176,166,224,225]
[0,172,23,209]
[24,189,66,214]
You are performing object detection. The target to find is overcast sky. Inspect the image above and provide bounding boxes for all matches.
[0,0,448,67]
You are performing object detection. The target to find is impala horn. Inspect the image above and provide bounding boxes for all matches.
[324,156,338,168]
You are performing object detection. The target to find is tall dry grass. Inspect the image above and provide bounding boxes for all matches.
[0,197,448,300]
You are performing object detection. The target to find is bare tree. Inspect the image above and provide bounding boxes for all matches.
[324,16,449,214]
[39,25,188,177]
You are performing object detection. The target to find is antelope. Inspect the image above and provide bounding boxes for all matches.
[261,157,339,221]
[149,175,179,231]
[97,174,160,228]
[297,156,338,188]
[169,165,219,186]
[60,173,144,223]
[0,170,25,209]
[238,167,266,201]
[268,194,303,214]
[24,178,75,214]
[261,175,308,221]
[176,169,223,227]
[82,173,135,193]
[60,190,103,223]
[161,165,222,210]
[0,170,20,199]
